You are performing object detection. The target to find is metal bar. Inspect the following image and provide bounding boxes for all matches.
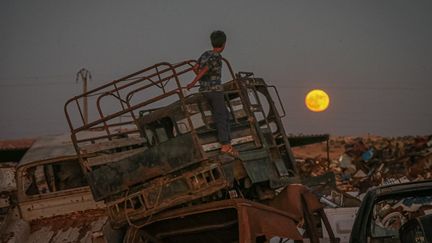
[76,128,140,144]
[222,58,235,80]
[250,80,274,146]
[268,85,286,118]
[66,60,197,134]
[301,195,320,243]
[114,83,126,111]
[170,62,206,160]
[74,99,86,125]
[74,90,180,134]
[319,208,339,243]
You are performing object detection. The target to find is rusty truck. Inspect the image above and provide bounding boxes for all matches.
[0,134,123,243]
[64,59,338,242]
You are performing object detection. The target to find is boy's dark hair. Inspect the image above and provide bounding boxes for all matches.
[210,30,226,48]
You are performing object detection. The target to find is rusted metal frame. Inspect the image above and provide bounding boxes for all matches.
[169,62,207,161]
[118,62,174,82]
[108,93,130,113]
[123,90,181,145]
[136,199,301,235]
[146,77,164,90]
[74,90,179,136]
[154,66,166,94]
[113,83,126,111]
[125,78,168,104]
[300,194,320,243]
[121,178,229,225]
[45,164,57,192]
[115,62,179,90]
[259,85,298,174]
[119,63,202,159]
[74,99,86,125]
[249,81,275,147]
[94,76,171,140]
[236,82,262,148]
[64,62,185,161]
[76,128,140,145]
[221,58,236,80]
[64,103,88,172]
[95,66,179,139]
[64,62,173,133]
[253,84,295,172]
[118,61,195,97]
[237,206,251,243]
[319,208,339,243]
[275,121,298,175]
[155,220,238,238]
[81,120,137,133]
[231,73,263,148]
[95,93,114,139]
[124,62,198,104]
[267,85,286,118]
[66,61,196,135]
[114,70,166,95]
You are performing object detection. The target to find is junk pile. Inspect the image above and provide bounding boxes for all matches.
[295,135,432,204]
[373,195,432,233]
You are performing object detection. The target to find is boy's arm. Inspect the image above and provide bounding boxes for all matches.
[187,65,208,90]
[192,63,199,74]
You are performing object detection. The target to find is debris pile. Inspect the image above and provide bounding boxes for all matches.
[295,135,432,200]
[373,195,432,233]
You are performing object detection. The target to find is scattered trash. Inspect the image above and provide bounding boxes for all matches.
[295,135,432,205]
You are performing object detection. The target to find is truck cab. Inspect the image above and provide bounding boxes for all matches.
[0,134,115,243]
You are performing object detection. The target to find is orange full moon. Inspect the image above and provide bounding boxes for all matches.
[305,89,330,112]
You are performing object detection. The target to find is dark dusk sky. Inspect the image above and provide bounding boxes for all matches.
[1,1,431,139]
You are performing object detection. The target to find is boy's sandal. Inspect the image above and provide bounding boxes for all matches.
[221,146,240,158]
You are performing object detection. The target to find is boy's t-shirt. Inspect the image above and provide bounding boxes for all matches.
[197,50,222,88]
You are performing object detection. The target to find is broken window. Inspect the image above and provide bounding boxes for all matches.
[23,159,88,196]
[141,117,177,146]
[370,195,432,240]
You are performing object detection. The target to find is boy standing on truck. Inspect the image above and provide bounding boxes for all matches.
[186,30,239,157]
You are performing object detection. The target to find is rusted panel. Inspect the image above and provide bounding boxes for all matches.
[18,187,105,221]
[124,199,302,243]
[0,163,17,192]
[85,147,146,167]
[86,134,203,201]
[242,205,302,241]
[80,137,146,154]
[18,134,76,167]
[107,163,230,227]
[269,184,324,222]
[28,209,109,243]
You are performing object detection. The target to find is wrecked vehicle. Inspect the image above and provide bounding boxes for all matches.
[0,134,121,243]
[64,59,338,242]
[350,180,432,243]
[399,214,432,243]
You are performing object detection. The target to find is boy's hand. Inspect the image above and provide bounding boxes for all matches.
[186,83,195,90]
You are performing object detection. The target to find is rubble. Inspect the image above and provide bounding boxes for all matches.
[294,135,432,205]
